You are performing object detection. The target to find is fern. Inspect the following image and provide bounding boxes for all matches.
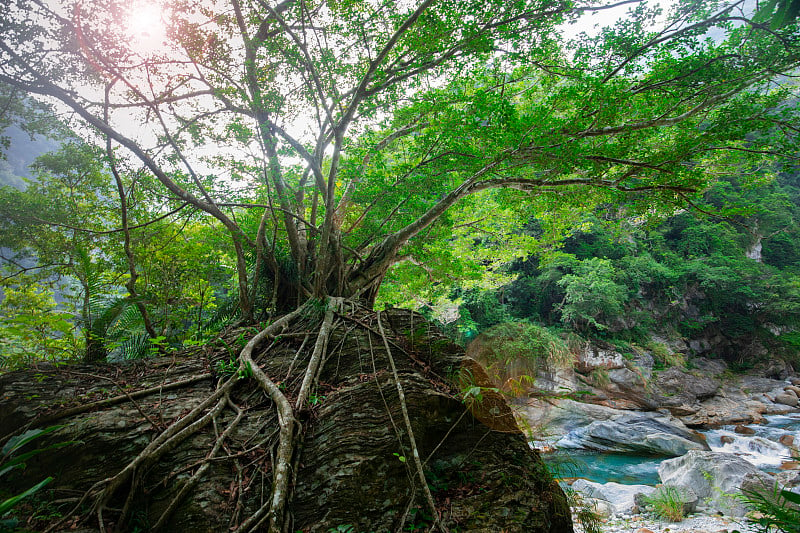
[115,333,152,360]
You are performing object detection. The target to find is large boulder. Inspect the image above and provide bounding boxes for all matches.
[570,479,656,516]
[521,398,625,436]
[677,375,794,428]
[0,309,573,533]
[653,367,720,407]
[556,411,709,456]
[658,450,774,516]
[574,344,626,374]
[775,390,799,407]
[521,399,708,456]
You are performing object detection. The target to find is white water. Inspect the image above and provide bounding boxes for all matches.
[705,413,800,470]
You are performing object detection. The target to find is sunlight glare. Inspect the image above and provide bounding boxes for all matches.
[125,1,167,54]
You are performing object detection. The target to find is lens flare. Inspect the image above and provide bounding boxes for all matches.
[125,1,166,53]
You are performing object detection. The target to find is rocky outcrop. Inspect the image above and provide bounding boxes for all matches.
[570,479,655,516]
[657,450,774,516]
[521,399,709,456]
[678,375,795,427]
[557,412,709,456]
[524,340,796,429]
[651,366,720,409]
[574,344,626,374]
[0,310,572,532]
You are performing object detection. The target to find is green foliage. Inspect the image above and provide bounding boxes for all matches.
[437,168,800,368]
[742,484,800,533]
[481,322,572,370]
[557,258,628,332]
[557,484,602,533]
[0,278,80,370]
[326,526,355,533]
[753,0,800,29]
[647,341,685,370]
[454,289,514,339]
[0,0,798,378]
[215,358,238,378]
[307,393,325,406]
[404,507,434,531]
[214,358,253,381]
[0,426,73,528]
[237,361,253,380]
[644,486,686,522]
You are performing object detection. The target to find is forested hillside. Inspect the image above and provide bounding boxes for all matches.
[438,168,800,370]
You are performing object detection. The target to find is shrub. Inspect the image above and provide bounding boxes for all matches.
[557,258,628,332]
[645,486,685,522]
[647,340,686,369]
[0,426,72,530]
[742,484,800,533]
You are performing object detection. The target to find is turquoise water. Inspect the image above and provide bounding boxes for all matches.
[544,413,800,486]
[544,450,662,485]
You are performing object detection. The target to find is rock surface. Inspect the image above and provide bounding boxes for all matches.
[525,346,796,430]
[575,344,627,374]
[658,451,774,516]
[0,310,573,532]
[558,413,709,456]
[570,479,655,515]
[576,512,760,533]
[518,338,800,532]
[521,399,709,456]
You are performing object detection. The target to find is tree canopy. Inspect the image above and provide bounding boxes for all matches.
[1,0,798,324]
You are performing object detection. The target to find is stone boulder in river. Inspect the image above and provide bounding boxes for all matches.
[658,450,774,516]
[569,479,656,516]
[520,399,709,456]
[557,411,710,456]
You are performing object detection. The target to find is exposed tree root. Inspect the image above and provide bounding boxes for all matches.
[295,298,338,410]
[377,311,443,533]
[27,373,211,432]
[59,370,165,431]
[151,392,244,531]
[14,302,558,533]
[236,304,309,533]
[44,374,235,533]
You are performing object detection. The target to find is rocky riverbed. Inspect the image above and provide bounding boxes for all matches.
[502,341,800,533]
[577,512,759,533]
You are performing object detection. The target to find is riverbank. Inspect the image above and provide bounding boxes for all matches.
[558,411,800,533]
[515,351,800,533]
[576,512,758,533]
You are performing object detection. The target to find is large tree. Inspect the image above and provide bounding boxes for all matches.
[2,0,797,317]
[1,0,799,531]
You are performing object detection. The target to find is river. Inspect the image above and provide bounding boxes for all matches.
[545,413,800,485]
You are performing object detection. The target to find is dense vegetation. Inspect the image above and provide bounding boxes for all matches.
[4,135,800,372]
[0,0,799,530]
[443,167,800,369]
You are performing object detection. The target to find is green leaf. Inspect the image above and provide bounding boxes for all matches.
[0,476,53,516]
[2,426,64,457]
[780,488,800,505]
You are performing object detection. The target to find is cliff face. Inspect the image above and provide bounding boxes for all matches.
[0,309,572,532]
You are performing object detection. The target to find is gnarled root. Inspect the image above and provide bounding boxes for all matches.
[38,300,460,533]
[238,298,338,533]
